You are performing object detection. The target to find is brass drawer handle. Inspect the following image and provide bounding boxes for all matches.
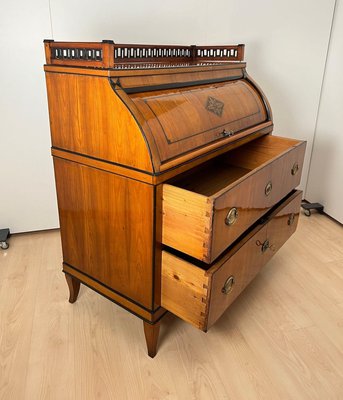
[288,213,295,225]
[222,275,235,295]
[225,207,238,226]
[265,181,272,196]
[291,162,299,175]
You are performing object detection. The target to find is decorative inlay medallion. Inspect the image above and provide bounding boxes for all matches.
[206,96,224,117]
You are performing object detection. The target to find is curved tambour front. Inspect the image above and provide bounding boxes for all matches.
[127,78,269,170]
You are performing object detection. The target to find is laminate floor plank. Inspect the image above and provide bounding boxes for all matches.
[0,233,49,400]
[0,214,342,400]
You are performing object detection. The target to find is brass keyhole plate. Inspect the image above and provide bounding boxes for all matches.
[261,239,270,253]
[288,213,295,225]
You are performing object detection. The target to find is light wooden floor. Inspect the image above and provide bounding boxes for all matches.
[1,213,343,400]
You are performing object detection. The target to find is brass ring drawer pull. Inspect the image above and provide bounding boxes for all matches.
[225,207,238,226]
[291,162,299,175]
[265,181,272,196]
[222,275,235,295]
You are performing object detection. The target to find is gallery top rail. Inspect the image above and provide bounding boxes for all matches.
[44,40,245,69]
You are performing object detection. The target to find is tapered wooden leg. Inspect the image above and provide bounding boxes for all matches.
[143,321,160,358]
[65,273,81,303]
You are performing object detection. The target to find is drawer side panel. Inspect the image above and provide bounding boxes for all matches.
[161,251,209,330]
[162,184,213,262]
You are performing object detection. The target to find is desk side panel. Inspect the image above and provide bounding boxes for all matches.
[45,73,153,172]
[53,157,155,309]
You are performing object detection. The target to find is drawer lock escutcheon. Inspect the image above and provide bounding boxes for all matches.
[256,239,274,253]
[265,181,273,196]
[225,207,238,226]
[222,275,235,295]
[291,162,299,175]
[221,129,235,137]
[261,239,270,253]
[288,213,295,225]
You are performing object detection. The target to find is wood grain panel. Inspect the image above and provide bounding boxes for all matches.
[62,264,166,322]
[161,191,302,331]
[155,125,272,177]
[118,68,244,90]
[207,191,302,327]
[53,157,154,309]
[211,163,272,260]
[162,136,306,263]
[224,134,305,170]
[45,73,153,172]
[45,63,272,175]
[161,184,213,262]
[157,122,273,172]
[161,251,209,329]
[264,190,302,260]
[211,137,306,261]
[207,224,268,328]
[44,61,247,77]
[131,79,268,165]
[51,148,155,184]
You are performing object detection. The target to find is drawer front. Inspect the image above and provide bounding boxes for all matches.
[211,141,305,261]
[161,191,302,331]
[207,191,302,328]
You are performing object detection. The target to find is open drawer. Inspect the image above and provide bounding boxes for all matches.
[161,190,302,331]
[161,135,306,263]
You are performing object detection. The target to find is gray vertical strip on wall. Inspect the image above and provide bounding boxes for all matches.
[305,0,338,197]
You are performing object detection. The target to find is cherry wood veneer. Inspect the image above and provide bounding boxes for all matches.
[43,40,305,357]
[54,157,155,310]
[161,190,302,331]
[162,136,305,263]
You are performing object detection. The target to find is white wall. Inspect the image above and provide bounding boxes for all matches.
[306,0,343,223]
[0,0,58,233]
[0,0,336,233]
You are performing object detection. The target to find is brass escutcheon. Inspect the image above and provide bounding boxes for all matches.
[291,162,299,175]
[261,239,270,253]
[222,129,235,137]
[256,238,275,252]
[288,213,295,225]
[225,207,238,226]
[222,276,235,295]
[265,181,273,196]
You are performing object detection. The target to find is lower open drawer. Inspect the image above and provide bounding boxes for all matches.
[161,190,302,331]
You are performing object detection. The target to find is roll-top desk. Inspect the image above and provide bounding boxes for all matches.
[43,40,306,357]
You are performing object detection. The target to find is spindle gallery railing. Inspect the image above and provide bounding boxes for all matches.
[44,40,245,69]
